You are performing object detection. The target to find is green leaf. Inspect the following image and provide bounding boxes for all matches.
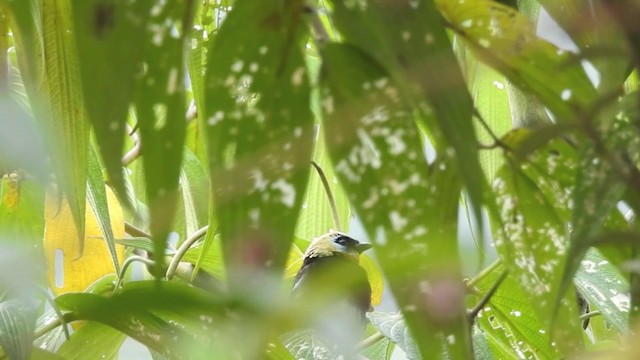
[264,339,295,360]
[87,142,120,273]
[41,0,89,252]
[295,124,350,239]
[0,173,44,250]
[362,322,395,360]
[115,237,156,254]
[470,263,557,359]
[331,0,485,252]
[56,281,231,358]
[69,0,148,207]
[491,138,583,354]
[182,237,225,279]
[367,312,419,360]
[574,248,629,333]
[132,1,196,278]
[321,43,471,359]
[537,0,630,93]
[0,299,38,360]
[56,322,126,360]
[180,148,209,237]
[281,330,337,360]
[438,0,598,122]
[464,50,512,182]
[203,0,313,276]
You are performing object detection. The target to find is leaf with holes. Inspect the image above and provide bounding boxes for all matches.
[321,42,471,359]
[203,0,313,277]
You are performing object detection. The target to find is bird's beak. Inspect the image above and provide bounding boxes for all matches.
[356,243,372,253]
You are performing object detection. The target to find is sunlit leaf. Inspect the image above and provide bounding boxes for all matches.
[43,184,125,297]
[87,142,121,273]
[40,0,89,251]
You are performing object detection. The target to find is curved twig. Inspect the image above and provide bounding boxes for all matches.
[114,256,156,291]
[311,161,342,231]
[165,225,209,280]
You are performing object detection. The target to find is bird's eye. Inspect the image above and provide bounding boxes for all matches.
[335,236,348,246]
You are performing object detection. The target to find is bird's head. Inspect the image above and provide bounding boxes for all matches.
[304,230,372,261]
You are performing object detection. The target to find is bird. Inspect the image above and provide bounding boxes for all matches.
[290,230,373,358]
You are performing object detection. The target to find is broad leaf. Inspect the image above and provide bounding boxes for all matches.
[203,0,313,278]
[321,43,471,359]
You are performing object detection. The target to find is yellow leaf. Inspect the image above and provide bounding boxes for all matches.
[1,174,20,210]
[43,186,125,296]
[359,254,383,306]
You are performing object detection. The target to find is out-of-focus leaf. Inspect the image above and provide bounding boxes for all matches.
[331,0,485,251]
[56,322,126,360]
[69,0,148,206]
[0,299,37,360]
[537,0,630,93]
[575,248,629,333]
[132,1,196,278]
[0,98,49,181]
[87,142,121,273]
[322,43,470,359]
[0,173,44,250]
[182,239,225,279]
[203,0,313,278]
[264,339,295,360]
[43,184,125,297]
[438,0,598,123]
[30,347,66,360]
[56,281,231,358]
[367,312,419,360]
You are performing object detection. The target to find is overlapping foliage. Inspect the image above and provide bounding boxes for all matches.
[1,0,640,359]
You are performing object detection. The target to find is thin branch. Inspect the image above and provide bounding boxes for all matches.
[125,222,152,238]
[311,161,342,231]
[122,102,198,166]
[579,310,601,321]
[165,225,209,280]
[304,5,329,45]
[473,108,510,152]
[467,270,508,322]
[114,255,156,291]
[465,259,501,288]
[34,311,78,340]
[356,330,386,351]
[38,288,70,340]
